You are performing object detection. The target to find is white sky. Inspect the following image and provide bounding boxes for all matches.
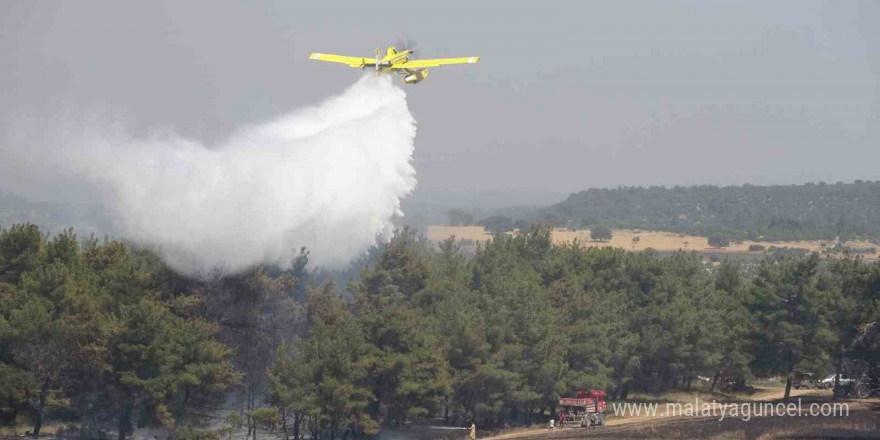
[1,0,878,201]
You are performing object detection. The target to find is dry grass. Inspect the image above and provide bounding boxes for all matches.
[0,422,74,439]
[482,406,880,440]
[476,389,880,440]
[425,225,878,260]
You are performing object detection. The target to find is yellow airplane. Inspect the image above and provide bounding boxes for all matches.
[309,46,479,84]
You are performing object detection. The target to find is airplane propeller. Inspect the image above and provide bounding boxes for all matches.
[395,37,418,55]
[375,47,381,75]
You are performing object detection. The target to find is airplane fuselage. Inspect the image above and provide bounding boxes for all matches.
[377,46,428,83]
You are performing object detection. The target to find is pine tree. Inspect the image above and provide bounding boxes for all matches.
[748,254,836,401]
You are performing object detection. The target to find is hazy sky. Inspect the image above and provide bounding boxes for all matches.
[2,0,878,200]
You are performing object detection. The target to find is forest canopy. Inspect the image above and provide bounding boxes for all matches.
[1,223,878,440]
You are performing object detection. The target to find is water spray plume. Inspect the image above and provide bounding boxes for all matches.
[1,75,417,276]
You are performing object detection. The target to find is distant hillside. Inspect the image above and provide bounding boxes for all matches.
[544,181,880,242]
[0,192,116,237]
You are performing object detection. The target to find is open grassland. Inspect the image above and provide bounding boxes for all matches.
[426,225,879,260]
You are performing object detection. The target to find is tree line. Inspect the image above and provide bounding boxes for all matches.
[545,181,880,241]
[460,181,880,242]
[1,223,878,440]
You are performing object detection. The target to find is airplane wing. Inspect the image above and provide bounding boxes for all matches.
[391,56,479,69]
[309,53,375,67]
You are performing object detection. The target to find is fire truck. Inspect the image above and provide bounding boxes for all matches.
[557,390,607,428]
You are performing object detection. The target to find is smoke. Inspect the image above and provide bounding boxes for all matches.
[2,75,417,276]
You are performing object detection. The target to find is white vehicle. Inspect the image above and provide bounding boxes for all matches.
[820,374,854,389]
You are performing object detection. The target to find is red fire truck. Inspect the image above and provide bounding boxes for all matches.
[558,390,607,428]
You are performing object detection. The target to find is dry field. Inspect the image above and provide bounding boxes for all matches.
[386,385,880,440]
[469,388,880,440]
[541,408,880,440]
[426,225,879,260]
